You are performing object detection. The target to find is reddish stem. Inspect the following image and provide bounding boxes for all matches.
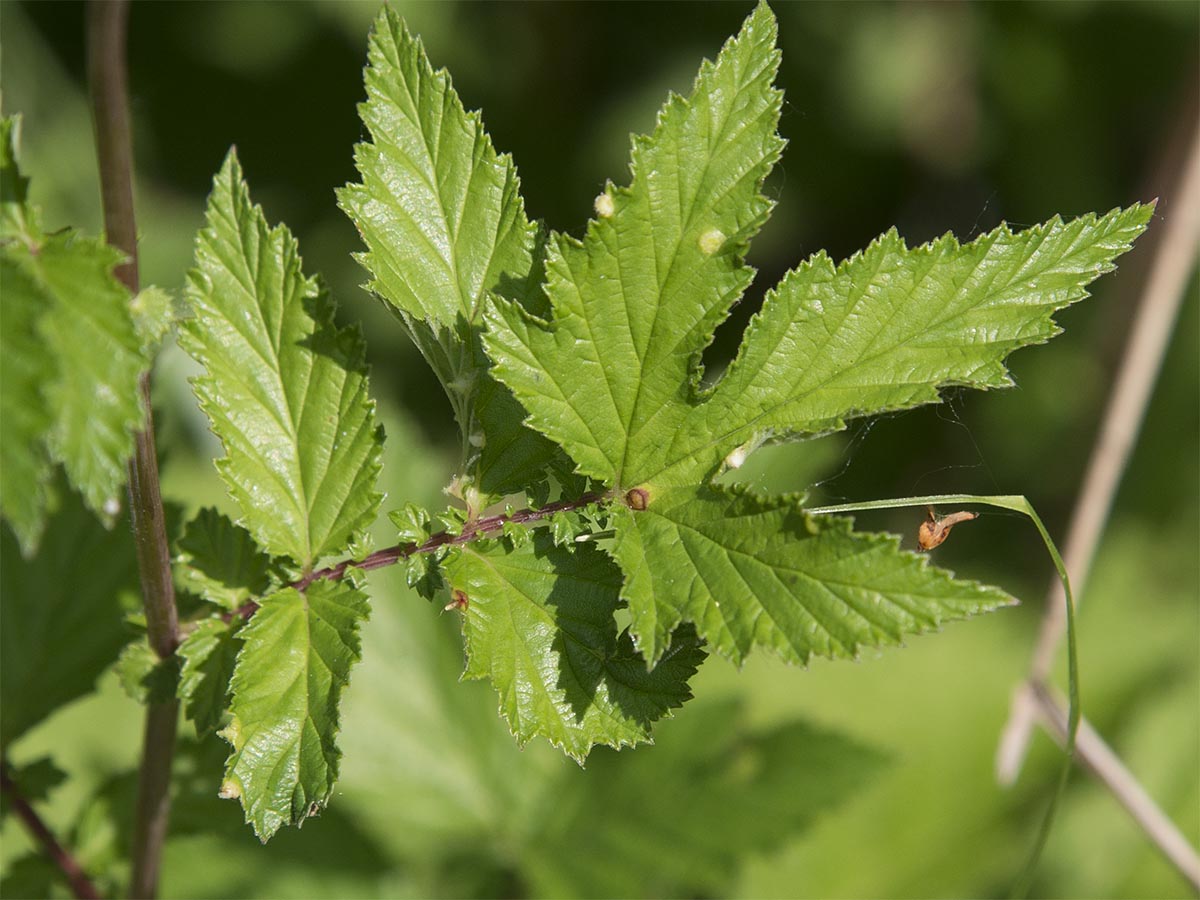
[227,491,608,620]
[0,763,101,900]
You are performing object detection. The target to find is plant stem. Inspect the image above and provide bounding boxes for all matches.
[997,117,1200,786]
[0,762,102,900]
[229,491,608,620]
[87,3,180,898]
[1030,684,1200,892]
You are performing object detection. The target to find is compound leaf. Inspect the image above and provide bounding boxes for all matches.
[482,4,1151,666]
[220,580,369,841]
[340,6,553,497]
[444,532,705,761]
[612,484,1014,665]
[0,115,150,552]
[183,151,384,567]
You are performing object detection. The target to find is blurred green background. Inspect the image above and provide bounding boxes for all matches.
[2,1,1197,897]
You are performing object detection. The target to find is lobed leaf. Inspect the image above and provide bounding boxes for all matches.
[485,2,784,488]
[0,115,151,552]
[340,6,554,497]
[612,484,1014,665]
[183,151,384,567]
[220,580,369,841]
[481,4,1151,667]
[444,533,705,761]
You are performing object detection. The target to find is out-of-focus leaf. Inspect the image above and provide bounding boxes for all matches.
[522,698,889,898]
[0,115,150,553]
[0,486,139,745]
[115,639,180,705]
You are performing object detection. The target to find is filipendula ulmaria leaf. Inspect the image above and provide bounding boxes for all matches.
[0,115,151,553]
[443,532,705,762]
[611,484,1013,665]
[339,7,554,497]
[0,484,139,745]
[182,151,384,568]
[219,580,369,840]
[484,5,1152,665]
[174,507,274,611]
[177,617,242,737]
[0,758,67,822]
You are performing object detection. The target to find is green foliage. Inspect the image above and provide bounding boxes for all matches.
[482,5,1150,669]
[177,618,242,737]
[527,699,889,898]
[611,484,1014,665]
[339,5,555,498]
[220,581,370,840]
[0,115,153,554]
[0,0,1165,878]
[116,639,180,705]
[444,532,705,760]
[0,486,140,747]
[182,152,385,569]
[174,507,274,611]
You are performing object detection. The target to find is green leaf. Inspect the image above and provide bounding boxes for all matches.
[444,532,705,761]
[116,639,181,705]
[178,617,242,736]
[683,203,1157,485]
[183,151,384,567]
[339,6,554,497]
[129,285,176,354]
[486,8,1152,492]
[481,4,1151,667]
[174,507,274,611]
[524,699,889,899]
[0,486,139,745]
[613,484,1014,665]
[219,580,369,841]
[0,757,67,822]
[484,2,784,489]
[0,115,150,552]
